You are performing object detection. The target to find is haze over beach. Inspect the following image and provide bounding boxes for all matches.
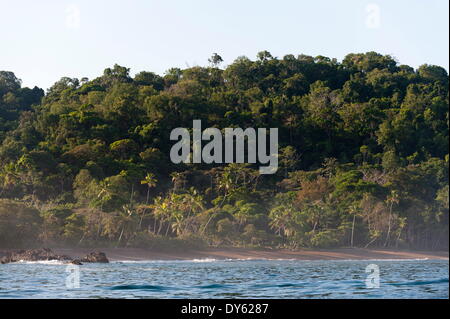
[51,247,449,262]
[0,0,448,301]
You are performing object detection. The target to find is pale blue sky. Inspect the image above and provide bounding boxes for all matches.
[0,0,448,90]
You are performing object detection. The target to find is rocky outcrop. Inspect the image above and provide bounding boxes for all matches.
[0,248,109,264]
[79,251,109,263]
[70,252,109,265]
[0,248,72,264]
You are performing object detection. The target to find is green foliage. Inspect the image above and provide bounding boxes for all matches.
[0,200,42,247]
[0,51,448,250]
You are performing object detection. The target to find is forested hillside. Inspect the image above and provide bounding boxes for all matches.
[0,51,448,250]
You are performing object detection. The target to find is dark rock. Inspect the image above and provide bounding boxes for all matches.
[80,251,109,263]
[71,259,83,265]
[0,248,108,264]
[0,254,11,264]
[0,248,71,264]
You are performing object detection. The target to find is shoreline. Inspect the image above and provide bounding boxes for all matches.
[49,247,449,262]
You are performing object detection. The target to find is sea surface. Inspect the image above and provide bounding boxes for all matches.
[0,258,448,298]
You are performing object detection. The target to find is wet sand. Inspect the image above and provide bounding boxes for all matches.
[52,247,449,261]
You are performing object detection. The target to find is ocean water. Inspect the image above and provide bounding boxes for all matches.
[0,259,447,299]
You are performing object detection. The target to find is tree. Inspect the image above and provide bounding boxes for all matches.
[100,64,132,87]
[0,71,21,95]
[417,64,448,85]
[141,173,158,204]
[208,53,223,68]
[257,51,273,62]
[349,204,359,247]
[384,190,399,247]
[138,172,158,228]
[0,51,448,250]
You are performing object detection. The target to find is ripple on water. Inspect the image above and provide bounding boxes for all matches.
[0,259,448,298]
[108,284,172,291]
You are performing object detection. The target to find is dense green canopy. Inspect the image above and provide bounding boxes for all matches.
[0,51,448,250]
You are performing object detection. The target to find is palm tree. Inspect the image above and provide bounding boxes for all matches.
[141,173,158,205]
[182,188,204,234]
[217,170,233,207]
[269,205,293,237]
[349,204,359,247]
[171,209,185,236]
[139,173,158,228]
[150,196,170,235]
[170,171,187,192]
[233,200,257,231]
[384,190,399,247]
[97,179,112,212]
[117,204,137,246]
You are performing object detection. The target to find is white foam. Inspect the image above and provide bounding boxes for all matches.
[191,258,218,262]
[111,259,191,264]
[111,260,150,264]
[108,257,446,263]
[15,260,67,265]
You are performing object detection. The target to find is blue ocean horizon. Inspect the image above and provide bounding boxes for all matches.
[0,259,448,299]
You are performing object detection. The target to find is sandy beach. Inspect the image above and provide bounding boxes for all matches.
[52,247,450,262]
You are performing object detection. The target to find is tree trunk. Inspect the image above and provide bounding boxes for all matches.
[384,205,393,247]
[351,213,356,247]
[117,225,125,246]
[157,220,163,235]
[165,222,171,237]
[139,213,144,229]
[365,236,378,248]
[202,214,215,235]
[146,187,150,205]
[153,218,157,234]
[129,184,134,205]
[78,232,86,246]
[395,227,402,248]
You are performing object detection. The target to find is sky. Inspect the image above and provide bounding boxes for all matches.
[0,0,448,90]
